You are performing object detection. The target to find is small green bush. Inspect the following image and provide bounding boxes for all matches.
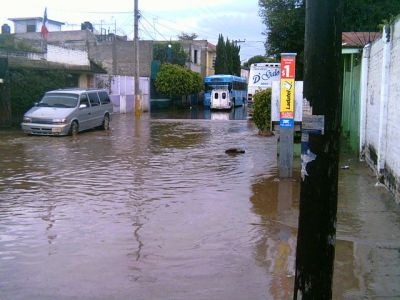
[252,88,272,133]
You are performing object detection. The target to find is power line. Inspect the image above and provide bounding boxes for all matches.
[140,10,219,41]
[140,14,168,40]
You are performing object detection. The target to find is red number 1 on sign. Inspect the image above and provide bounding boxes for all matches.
[281,57,296,79]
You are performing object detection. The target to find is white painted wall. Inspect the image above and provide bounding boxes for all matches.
[94,75,150,113]
[386,19,400,186]
[362,17,400,202]
[46,45,90,66]
[12,19,62,33]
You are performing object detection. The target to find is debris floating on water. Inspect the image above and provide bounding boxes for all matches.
[225,148,245,154]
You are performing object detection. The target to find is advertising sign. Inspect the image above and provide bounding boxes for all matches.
[280,78,295,114]
[249,63,281,88]
[279,54,296,128]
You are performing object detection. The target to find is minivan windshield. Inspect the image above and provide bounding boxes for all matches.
[38,93,79,108]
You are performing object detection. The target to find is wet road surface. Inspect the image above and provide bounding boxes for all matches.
[0,109,399,299]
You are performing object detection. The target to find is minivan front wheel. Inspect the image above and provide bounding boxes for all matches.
[69,121,79,136]
[102,114,110,130]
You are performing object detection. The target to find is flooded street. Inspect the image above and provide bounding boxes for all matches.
[0,108,399,299]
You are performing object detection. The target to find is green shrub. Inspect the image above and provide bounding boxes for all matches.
[155,63,202,99]
[252,88,272,133]
[9,68,70,123]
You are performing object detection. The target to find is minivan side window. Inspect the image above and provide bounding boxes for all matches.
[80,94,90,108]
[98,91,111,105]
[88,92,100,106]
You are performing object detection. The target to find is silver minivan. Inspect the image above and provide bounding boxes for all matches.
[21,88,113,136]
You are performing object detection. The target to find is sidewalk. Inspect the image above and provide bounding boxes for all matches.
[332,144,400,299]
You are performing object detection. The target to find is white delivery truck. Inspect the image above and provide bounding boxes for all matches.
[210,88,232,110]
[247,63,281,104]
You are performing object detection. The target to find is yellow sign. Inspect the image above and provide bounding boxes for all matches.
[280,79,295,113]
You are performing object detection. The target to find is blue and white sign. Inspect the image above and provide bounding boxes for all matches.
[280,118,294,128]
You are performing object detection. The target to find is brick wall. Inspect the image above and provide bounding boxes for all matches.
[363,17,400,202]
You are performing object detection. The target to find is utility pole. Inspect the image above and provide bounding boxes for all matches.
[233,39,246,46]
[134,0,141,116]
[294,0,342,299]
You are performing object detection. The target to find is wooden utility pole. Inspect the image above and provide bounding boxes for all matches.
[134,0,141,116]
[294,0,342,299]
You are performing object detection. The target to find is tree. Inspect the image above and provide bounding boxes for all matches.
[178,32,198,40]
[225,38,233,74]
[214,34,241,76]
[242,55,276,70]
[153,42,188,66]
[228,40,241,76]
[214,34,227,75]
[155,64,202,99]
[342,0,400,31]
[258,0,305,78]
[258,0,400,79]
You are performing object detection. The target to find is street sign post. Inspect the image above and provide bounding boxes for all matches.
[279,53,296,178]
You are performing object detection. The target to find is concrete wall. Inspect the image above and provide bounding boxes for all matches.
[89,40,153,77]
[362,16,400,202]
[46,44,89,66]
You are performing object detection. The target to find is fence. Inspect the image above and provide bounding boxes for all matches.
[361,17,400,202]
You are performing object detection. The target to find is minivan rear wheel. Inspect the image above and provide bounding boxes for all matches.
[102,114,110,130]
[69,121,79,136]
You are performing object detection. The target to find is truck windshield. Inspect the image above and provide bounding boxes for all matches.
[38,93,79,108]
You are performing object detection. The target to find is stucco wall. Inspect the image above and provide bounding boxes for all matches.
[363,17,400,202]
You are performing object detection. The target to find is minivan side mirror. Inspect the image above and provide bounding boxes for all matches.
[79,103,87,109]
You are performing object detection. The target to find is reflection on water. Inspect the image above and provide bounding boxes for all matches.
[150,104,249,121]
[250,176,299,299]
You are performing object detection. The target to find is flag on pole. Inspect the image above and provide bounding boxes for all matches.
[40,8,49,39]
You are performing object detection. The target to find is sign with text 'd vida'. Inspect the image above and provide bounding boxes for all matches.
[279,54,296,128]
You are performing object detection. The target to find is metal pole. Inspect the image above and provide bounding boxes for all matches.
[279,53,297,178]
[134,0,141,116]
[294,0,342,298]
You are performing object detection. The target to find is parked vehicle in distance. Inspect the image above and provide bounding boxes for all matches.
[204,75,247,108]
[21,88,113,136]
[247,63,280,104]
[210,89,232,110]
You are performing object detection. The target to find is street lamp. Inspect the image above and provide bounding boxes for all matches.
[167,44,172,63]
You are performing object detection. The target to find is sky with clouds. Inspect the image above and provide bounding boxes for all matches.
[0,0,266,61]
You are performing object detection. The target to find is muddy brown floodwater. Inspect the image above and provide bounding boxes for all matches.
[0,109,399,299]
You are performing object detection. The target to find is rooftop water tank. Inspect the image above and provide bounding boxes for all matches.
[1,23,11,34]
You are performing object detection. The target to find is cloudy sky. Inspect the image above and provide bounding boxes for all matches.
[0,0,266,61]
